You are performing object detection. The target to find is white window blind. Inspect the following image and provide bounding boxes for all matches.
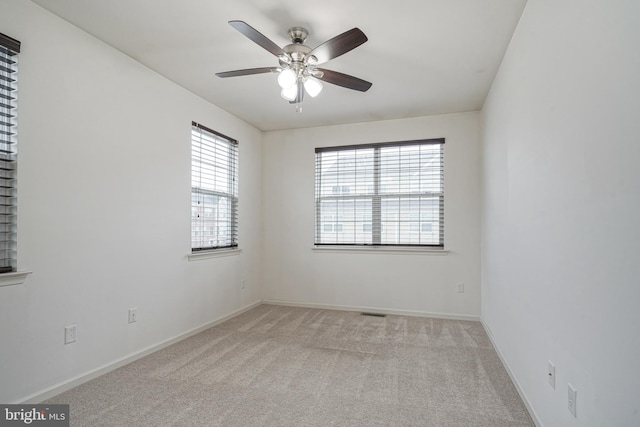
[0,33,20,273]
[191,122,238,251]
[315,139,444,248]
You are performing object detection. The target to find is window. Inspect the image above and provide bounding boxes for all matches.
[315,139,444,248]
[0,33,20,273]
[191,122,238,251]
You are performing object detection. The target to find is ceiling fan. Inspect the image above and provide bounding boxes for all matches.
[216,20,372,112]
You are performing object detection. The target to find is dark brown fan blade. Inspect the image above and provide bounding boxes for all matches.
[229,20,286,57]
[216,67,279,78]
[316,68,372,92]
[308,28,368,64]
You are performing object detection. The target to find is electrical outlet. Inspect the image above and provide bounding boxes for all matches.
[568,383,577,417]
[64,324,77,344]
[456,282,465,293]
[548,360,555,389]
[241,279,246,290]
[128,308,137,324]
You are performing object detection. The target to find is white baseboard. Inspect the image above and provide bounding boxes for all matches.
[20,300,262,404]
[480,317,542,427]
[263,299,480,322]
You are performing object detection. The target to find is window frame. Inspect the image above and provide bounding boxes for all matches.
[190,122,238,252]
[0,33,21,273]
[314,139,445,249]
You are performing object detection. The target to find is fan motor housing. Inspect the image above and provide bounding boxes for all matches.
[282,43,311,64]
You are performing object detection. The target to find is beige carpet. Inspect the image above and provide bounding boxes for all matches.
[45,304,534,426]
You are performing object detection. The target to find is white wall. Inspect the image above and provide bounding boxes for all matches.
[262,113,481,318]
[481,0,640,425]
[0,1,262,403]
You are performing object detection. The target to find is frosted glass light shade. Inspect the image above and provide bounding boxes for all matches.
[303,77,323,97]
[277,68,297,89]
[281,83,298,101]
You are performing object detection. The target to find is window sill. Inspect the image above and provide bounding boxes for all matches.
[188,248,242,261]
[0,271,32,287]
[312,246,448,255]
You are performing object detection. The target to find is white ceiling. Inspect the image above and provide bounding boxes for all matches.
[31,0,527,131]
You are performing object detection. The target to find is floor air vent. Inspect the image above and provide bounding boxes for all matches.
[360,312,386,317]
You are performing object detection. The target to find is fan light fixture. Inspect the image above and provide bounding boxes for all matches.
[278,69,324,101]
[280,83,298,101]
[303,77,323,97]
[277,68,296,89]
